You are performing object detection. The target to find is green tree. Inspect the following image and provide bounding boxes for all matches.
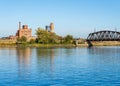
[36,28,49,44]
[21,36,27,42]
[17,36,27,43]
[29,39,35,44]
[64,35,74,44]
[48,33,60,44]
[36,27,60,44]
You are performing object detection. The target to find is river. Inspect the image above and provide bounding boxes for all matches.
[0,46,120,86]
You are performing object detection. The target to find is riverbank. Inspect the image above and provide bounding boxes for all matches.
[1,41,120,48]
[0,43,76,48]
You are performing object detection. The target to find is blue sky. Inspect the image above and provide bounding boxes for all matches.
[0,0,120,38]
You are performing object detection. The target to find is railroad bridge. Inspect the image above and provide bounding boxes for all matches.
[87,30,120,41]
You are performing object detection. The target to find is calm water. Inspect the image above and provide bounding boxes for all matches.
[0,47,120,86]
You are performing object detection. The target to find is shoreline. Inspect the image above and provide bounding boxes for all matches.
[1,42,120,48]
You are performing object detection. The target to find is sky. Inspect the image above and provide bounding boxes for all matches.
[0,0,120,38]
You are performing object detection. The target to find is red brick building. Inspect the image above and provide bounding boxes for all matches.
[16,22,32,38]
[9,22,54,41]
[9,22,35,41]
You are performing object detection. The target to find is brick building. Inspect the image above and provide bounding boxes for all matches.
[8,22,54,41]
[9,22,35,41]
[16,22,32,39]
[45,23,54,33]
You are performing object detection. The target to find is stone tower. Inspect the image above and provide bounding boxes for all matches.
[50,23,54,33]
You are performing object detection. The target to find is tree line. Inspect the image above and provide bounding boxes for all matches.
[17,27,74,44]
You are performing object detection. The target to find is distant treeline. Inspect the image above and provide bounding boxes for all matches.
[17,27,74,44]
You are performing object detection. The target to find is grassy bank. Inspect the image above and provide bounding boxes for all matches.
[89,41,120,46]
[0,42,76,48]
[1,41,120,48]
[17,43,76,48]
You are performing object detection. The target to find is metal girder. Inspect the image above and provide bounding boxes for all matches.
[87,30,120,41]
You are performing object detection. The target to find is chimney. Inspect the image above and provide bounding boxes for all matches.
[19,22,21,30]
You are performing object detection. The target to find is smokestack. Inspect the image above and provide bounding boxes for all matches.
[50,23,54,33]
[19,22,21,30]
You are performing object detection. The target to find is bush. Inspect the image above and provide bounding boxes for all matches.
[63,35,74,44]
[29,39,35,44]
[17,36,27,44]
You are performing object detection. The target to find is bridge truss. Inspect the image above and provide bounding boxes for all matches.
[87,30,120,41]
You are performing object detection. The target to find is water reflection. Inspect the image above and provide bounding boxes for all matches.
[87,46,120,55]
[0,47,17,57]
[17,47,31,66]
[16,47,32,80]
[87,46,120,65]
[1,47,120,85]
[36,48,55,72]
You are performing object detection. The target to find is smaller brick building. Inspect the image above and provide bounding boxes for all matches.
[16,22,32,40]
[9,22,35,41]
[45,23,54,33]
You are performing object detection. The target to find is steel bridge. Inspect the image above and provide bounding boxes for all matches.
[87,30,120,41]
